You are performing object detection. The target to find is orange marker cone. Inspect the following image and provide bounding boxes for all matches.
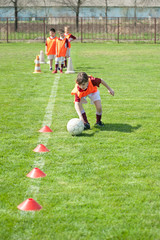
[33,55,42,73]
[33,144,49,152]
[39,125,53,132]
[17,198,42,211]
[27,168,47,178]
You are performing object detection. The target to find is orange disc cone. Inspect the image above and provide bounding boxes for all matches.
[17,198,42,211]
[33,144,49,152]
[39,125,53,132]
[27,167,46,178]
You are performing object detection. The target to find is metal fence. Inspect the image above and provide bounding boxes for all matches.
[0,17,160,43]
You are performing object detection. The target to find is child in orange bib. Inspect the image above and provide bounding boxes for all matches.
[64,26,76,68]
[45,28,57,71]
[52,29,69,74]
[71,72,114,129]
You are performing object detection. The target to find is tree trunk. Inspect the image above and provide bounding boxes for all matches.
[76,12,79,32]
[76,2,80,33]
[134,0,137,27]
[105,0,108,33]
[14,0,18,32]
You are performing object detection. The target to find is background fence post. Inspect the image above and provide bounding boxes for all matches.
[43,17,45,43]
[7,18,8,43]
[154,18,156,44]
[117,17,119,43]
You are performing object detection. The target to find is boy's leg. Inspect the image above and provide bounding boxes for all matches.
[79,100,90,129]
[94,100,103,126]
[60,57,65,73]
[81,109,89,124]
[48,55,52,70]
[64,57,67,68]
[60,62,64,73]
[88,91,103,126]
[52,57,59,73]
[65,48,70,68]
[50,59,53,70]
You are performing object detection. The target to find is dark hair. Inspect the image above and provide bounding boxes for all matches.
[76,72,88,84]
[58,29,64,34]
[50,28,56,32]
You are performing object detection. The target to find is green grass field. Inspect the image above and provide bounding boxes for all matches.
[0,42,160,240]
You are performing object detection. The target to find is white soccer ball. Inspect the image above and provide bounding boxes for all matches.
[67,118,84,136]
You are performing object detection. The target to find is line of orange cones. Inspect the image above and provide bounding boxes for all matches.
[17,125,53,211]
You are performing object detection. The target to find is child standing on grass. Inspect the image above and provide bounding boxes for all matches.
[64,26,76,68]
[52,29,69,74]
[71,72,114,129]
[45,28,57,71]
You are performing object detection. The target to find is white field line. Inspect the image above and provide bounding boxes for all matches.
[11,75,60,239]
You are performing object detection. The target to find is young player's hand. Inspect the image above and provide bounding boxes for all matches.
[108,88,114,96]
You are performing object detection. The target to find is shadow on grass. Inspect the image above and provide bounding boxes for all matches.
[95,123,141,133]
[76,132,95,137]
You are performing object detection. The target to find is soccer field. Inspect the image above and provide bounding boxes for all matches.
[0,42,160,240]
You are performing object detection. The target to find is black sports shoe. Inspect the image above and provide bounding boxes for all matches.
[95,121,104,127]
[84,123,90,130]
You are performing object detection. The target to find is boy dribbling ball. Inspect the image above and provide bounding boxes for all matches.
[71,72,114,129]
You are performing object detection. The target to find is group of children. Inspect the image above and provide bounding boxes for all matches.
[45,26,114,129]
[45,26,76,73]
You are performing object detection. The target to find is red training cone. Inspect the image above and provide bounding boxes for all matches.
[39,125,53,132]
[33,144,49,152]
[27,167,47,178]
[17,198,42,211]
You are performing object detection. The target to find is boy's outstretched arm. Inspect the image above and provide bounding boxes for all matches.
[75,102,84,122]
[101,79,114,96]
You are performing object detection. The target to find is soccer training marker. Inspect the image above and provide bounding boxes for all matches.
[33,55,42,73]
[33,144,50,152]
[17,198,42,211]
[39,125,53,133]
[65,57,75,74]
[39,50,46,64]
[27,167,47,178]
